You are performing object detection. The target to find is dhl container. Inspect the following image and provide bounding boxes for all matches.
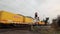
[0,10,34,24]
[0,10,24,24]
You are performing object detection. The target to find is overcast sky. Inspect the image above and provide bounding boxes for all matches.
[0,0,60,23]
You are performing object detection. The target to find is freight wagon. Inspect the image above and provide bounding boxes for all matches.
[0,10,34,28]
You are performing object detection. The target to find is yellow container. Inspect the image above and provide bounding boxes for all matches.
[0,10,34,24]
[0,10,24,24]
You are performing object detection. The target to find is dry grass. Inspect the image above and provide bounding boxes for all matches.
[31,26,60,34]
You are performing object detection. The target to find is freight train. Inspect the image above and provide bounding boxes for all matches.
[0,10,45,28]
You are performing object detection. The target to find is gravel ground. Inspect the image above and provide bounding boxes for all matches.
[0,28,40,34]
[0,26,59,34]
